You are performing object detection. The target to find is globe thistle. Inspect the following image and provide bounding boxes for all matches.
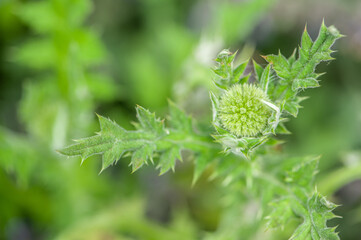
[218,84,271,137]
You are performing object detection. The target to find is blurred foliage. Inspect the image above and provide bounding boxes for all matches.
[0,0,361,239]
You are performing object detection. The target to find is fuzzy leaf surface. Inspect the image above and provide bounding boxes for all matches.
[59,104,215,176]
[266,156,339,240]
[213,49,250,90]
[264,22,342,116]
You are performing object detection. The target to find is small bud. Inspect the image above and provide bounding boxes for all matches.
[218,84,271,137]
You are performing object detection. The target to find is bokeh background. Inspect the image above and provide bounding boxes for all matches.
[0,0,361,239]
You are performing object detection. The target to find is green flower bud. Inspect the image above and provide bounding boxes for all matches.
[218,84,271,137]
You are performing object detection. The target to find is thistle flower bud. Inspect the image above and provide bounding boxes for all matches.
[218,84,271,137]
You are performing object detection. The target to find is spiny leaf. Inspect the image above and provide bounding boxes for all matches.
[301,25,313,53]
[260,64,271,93]
[59,115,151,172]
[130,144,156,172]
[285,156,319,189]
[266,197,294,230]
[263,52,290,80]
[253,60,264,81]
[136,105,165,135]
[168,101,192,133]
[157,147,181,175]
[192,151,212,185]
[60,103,214,175]
[233,60,249,82]
[264,22,342,115]
[275,122,291,135]
[59,111,162,172]
[283,96,307,117]
[292,78,319,91]
[266,155,339,240]
[213,49,250,89]
[290,193,339,240]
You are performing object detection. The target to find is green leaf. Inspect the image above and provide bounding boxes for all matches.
[130,144,156,172]
[60,104,214,174]
[285,156,319,189]
[264,22,342,116]
[210,91,220,124]
[213,134,269,159]
[0,128,39,186]
[157,147,181,175]
[266,197,294,230]
[266,155,340,240]
[168,101,192,133]
[263,52,290,80]
[283,96,308,117]
[136,105,165,136]
[75,30,106,66]
[16,0,92,33]
[192,151,212,185]
[233,60,249,83]
[292,78,319,91]
[301,26,313,53]
[59,115,139,171]
[260,64,271,93]
[253,60,264,81]
[58,113,161,172]
[284,100,300,117]
[290,193,339,240]
[275,122,291,135]
[16,1,57,33]
[13,39,55,69]
[213,49,250,89]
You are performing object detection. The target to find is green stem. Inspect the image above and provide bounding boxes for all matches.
[318,164,361,196]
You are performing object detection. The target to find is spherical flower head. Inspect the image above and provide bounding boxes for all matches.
[218,84,271,137]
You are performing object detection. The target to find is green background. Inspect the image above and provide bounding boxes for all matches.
[0,0,360,239]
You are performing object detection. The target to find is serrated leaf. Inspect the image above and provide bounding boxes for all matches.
[264,52,290,80]
[158,147,181,175]
[266,197,294,229]
[210,91,220,123]
[233,60,249,83]
[284,106,297,119]
[130,144,156,172]
[260,64,271,93]
[59,115,145,171]
[59,113,162,172]
[290,221,312,240]
[136,105,165,135]
[60,103,212,174]
[285,156,319,189]
[283,96,308,117]
[213,49,250,89]
[168,101,192,133]
[301,26,313,53]
[253,60,264,81]
[238,72,251,85]
[102,141,127,171]
[192,151,212,185]
[290,193,339,240]
[264,23,342,117]
[292,78,319,91]
[275,122,291,135]
[266,155,340,240]
[213,133,268,159]
[288,49,297,66]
